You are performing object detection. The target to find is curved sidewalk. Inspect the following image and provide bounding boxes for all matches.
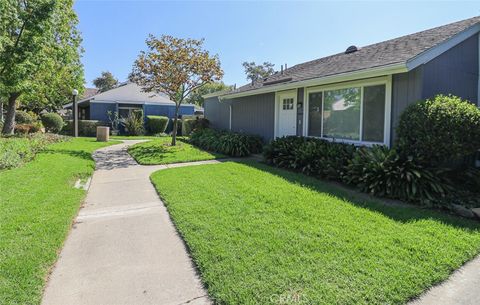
[42,141,214,305]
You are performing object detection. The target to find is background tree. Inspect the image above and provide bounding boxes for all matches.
[93,71,118,93]
[242,61,275,84]
[185,82,232,107]
[130,35,223,145]
[0,0,84,134]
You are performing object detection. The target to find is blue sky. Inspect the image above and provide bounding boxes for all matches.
[74,1,480,88]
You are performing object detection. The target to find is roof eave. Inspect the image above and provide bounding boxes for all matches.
[220,63,408,100]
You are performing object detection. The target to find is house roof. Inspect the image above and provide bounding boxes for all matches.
[64,83,194,108]
[80,88,99,100]
[210,16,480,99]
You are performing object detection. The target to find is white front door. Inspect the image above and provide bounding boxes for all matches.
[277,91,297,137]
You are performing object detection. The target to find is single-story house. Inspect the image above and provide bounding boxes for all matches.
[64,82,195,122]
[204,16,480,147]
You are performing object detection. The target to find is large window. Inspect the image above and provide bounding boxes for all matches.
[306,80,388,144]
[323,87,361,141]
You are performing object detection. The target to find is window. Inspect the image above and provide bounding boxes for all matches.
[362,85,386,142]
[306,79,388,144]
[282,98,294,110]
[308,92,322,137]
[323,87,361,141]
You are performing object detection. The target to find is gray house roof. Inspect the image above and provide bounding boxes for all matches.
[64,83,194,108]
[210,16,480,98]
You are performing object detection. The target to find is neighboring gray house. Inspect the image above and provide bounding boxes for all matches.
[204,16,480,146]
[65,82,195,122]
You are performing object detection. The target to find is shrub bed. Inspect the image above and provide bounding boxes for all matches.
[15,110,35,124]
[189,128,263,157]
[146,115,169,134]
[182,117,209,136]
[0,133,67,170]
[263,136,356,180]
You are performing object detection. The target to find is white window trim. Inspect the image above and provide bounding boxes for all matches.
[302,75,392,147]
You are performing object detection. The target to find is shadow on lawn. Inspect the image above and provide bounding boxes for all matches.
[239,160,480,231]
[42,149,93,161]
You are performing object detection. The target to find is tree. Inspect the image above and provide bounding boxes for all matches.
[130,35,223,146]
[242,61,275,83]
[93,71,118,93]
[0,0,84,134]
[185,82,231,107]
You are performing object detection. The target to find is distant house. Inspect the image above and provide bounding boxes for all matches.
[204,16,480,146]
[64,82,195,122]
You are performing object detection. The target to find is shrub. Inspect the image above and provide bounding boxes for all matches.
[182,118,195,136]
[121,110,144,136]
[14,122,42,135]
[182,117,209,136]
[263,136,356,180]
[63,120,106,137]
[343,146,451,205]
[41,113,64,133]
[15,110,34,124]
[396,95,480,167]
[190,128,263,157]
[0,133,66,169]
[146,116,168,134]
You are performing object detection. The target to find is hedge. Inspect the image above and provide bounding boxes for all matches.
[146,116,169,134]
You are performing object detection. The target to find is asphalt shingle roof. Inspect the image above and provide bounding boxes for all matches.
[227,16,480,96]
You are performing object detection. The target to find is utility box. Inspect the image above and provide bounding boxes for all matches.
[96,126,110,142]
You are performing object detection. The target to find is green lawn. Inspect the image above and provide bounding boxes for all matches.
[0,138,119,305]
[151,161,480,305]
[128,137,224,165]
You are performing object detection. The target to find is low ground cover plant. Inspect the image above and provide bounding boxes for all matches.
[0,133,66,170]
[189,128,263,157]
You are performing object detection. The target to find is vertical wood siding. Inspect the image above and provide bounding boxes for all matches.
[231,93,275,141]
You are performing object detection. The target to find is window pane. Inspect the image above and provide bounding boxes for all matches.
[362,85,385,143]
[308,92,322,136]
[323,87,361,140]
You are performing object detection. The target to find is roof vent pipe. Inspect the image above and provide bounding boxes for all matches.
[281,65,284,74]
[345,45,358,54]
[285,63,287,70]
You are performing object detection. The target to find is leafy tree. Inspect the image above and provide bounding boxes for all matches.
[0,0,84,134]
[242,61,275,83]
[185,82,232,107]
[93,71,119,93]
[130,35,223,145]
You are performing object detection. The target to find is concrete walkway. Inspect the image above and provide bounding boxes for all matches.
[42,141,218,305]
[408,256,480,305]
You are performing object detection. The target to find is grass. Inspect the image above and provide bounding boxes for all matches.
[0,137,119,305]
[128,136,224,165]
[151,161,480,305]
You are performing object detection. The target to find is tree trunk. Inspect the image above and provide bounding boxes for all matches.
[171,103,181,146]
[2,93,20,135]
[0,101,3,122]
